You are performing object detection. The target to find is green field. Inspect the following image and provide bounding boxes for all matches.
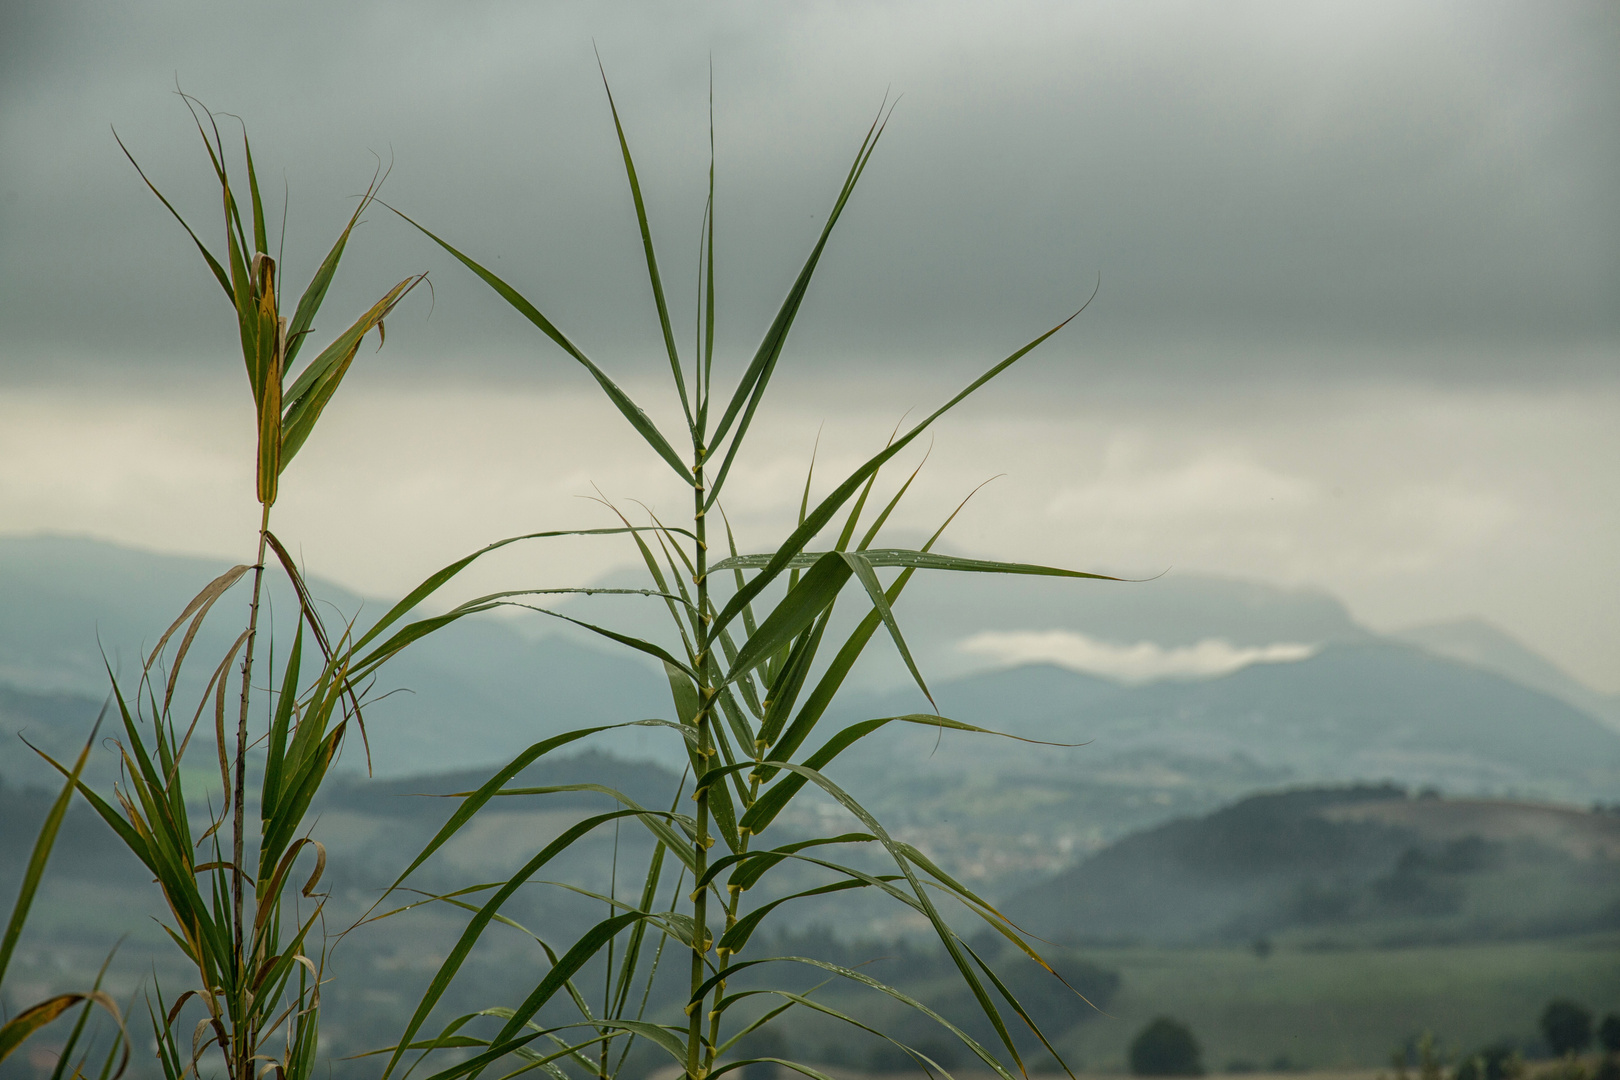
[1052,934,1620,1071]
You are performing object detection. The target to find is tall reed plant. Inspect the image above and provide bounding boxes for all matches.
[36,96,480,1080]
[371,76,1110,1080]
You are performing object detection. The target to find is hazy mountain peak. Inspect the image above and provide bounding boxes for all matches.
[0,532,364,694]
[1394,616,1620,730]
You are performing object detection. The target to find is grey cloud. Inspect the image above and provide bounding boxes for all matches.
[1,0,1615,387]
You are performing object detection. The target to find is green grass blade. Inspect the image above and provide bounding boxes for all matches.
[715,1057,840,1080]
[390,204,695,484]
[596,60,693,430]
[762,602,888,770]
[664,661,701,728]
[714,879,870,954]
[713,549,1119,579]
[396,1028,580,1080]
[349,527,688,655]
[705,975,1015,1080]
[380,816,656,1080]
[713,626,764,721]
[834,455,885,552]
[711,998,802,1059]
[608,796,677,1022]
[698,760,742,853]
[709,295,1089,641]
[612,855,689,1078]
[258,729,343,871]
[753,762,1031,1070]
[706,137,887,508]
[695,196,709,423]
[0,712,101,984]
[282,271,422,408]
[718,508,761,641]
[643,520,704,649]
[744,480,988,777]
[703,109,889,507]
[390,905,606,1034]
[503,605,697,680]
[696,833,872,891]
[225,199,258,384]
[854,453,926,550]
[284,169,379,370]
[746,713,1070,834]
[858,549,1122,578]
[114,132,231,299]
[260,622,303,822]
[385,723,697,895]
[784,982,1012,1080]
[410,1021,678,1080]
[481,783,697,864]
[725,553,851,679]
[757,613,828,747]
[280,273,425,466]
[840,551,932,706]
[595,502,700,661]
[180,95,251,268]
[703,659,760,771]
[242,128,268,255]
[701,82,716,429]
[739,719,886,834]
[485,911,657,1051]
[961,938,1077,1074]
[29,742,152,876]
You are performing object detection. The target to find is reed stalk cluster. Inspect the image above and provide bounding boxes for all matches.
[4,76,1108,1080]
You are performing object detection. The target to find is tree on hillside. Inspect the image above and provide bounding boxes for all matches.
[1542,1000,1594,1057]
[1600,1013,1620,1055]
[1453,1043,1523,1080]
[1130,1017,1205,1076]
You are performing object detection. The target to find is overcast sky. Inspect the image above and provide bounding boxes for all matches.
[2,1,1617,689]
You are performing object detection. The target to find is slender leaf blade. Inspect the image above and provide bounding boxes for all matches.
[597,62,693,430]
[390,205,695,484]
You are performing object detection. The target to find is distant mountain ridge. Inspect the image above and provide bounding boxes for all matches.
[834,639,1620,797]
[3,534,1616,821]
[0,533,671,781]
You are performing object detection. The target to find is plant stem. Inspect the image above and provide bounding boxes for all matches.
[689,442,711,1080]
[708,775,758,1058]
[233,500,272,1080]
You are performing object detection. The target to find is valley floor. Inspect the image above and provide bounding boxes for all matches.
[669,1065,1612,1080]
[1054,934,1620,1071]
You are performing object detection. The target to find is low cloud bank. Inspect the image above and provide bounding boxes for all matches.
[958,629,1317,682]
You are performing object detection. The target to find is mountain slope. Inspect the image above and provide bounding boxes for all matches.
[6,533,1617,810]
[835,640,1620,796]
[1117,639,1620,783]
[1004,786,1620,946]
[1396,617,1620,730]
[0,534,670,778]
